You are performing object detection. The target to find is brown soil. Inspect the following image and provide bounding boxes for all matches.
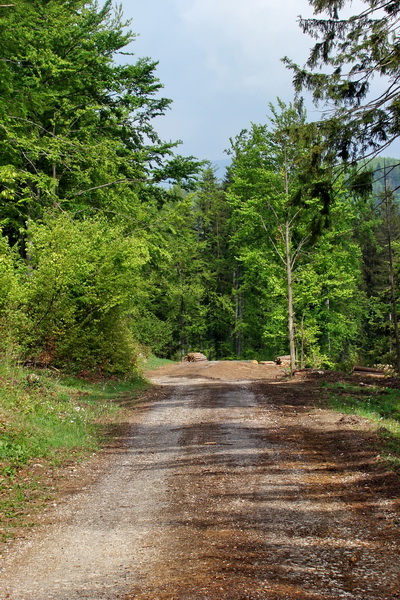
[0,361,399,600]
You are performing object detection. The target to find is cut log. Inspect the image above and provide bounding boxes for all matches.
[353,366,385,374]
[275,355,291,365]
[183,352,208,362]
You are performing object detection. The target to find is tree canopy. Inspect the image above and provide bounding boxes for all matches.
[0,1,203,374]
[0,0,199,245]
[226,101,363,368]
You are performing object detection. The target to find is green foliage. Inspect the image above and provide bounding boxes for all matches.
[352,170,400,368]
[226,100,364,366]
[0,0,199,246]
[0,0,205,374]
[368,158,400,203]
[0,213,149,375]
[128,171,235,360]
[284,1,400,162]
[323,381,400,469]
[141,354,176,371]
[189,168,235,357]
[0,234,18,311]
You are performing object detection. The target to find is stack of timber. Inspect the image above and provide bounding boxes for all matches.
[183,352,208,362]
[353,365,386,376]
[275,355,291,366]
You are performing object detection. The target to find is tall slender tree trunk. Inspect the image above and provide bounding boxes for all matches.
[283,147,296,375]
[300,313,305,369]
[385,209,400,372]
[179,294,186,360]
[285,219,296,374]
[233,265,243,357]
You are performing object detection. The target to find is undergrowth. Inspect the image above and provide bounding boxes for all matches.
[0,361,149,542]
[322,381,400,470]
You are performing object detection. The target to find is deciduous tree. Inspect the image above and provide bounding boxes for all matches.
[227,100,362,369]
[0,1,198,246]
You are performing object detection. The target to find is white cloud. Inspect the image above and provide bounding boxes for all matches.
[123,0,369,160]
[175,0,312,93]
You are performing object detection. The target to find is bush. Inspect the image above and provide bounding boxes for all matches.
[2,213,150,375]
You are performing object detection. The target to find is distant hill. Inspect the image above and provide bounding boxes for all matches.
[208,156,400,195]
[368,157,400,200]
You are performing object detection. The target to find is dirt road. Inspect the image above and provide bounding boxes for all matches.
[0,361,399,599]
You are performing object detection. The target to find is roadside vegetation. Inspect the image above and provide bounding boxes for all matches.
[322,381,400,471]
[141,356,176,371]
[0,362,149,542]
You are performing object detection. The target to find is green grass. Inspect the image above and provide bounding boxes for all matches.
[322,381,400,470]
[0,362,149,541]
[140,354,176,371]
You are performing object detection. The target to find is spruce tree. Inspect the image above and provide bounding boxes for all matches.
[284,0,400,162]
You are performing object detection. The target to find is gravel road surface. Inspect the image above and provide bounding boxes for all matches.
[0,361,399,599]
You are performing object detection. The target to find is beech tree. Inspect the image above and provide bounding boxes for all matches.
[227,101,330,371]
[0,0,198,245]
[284,0,400,162]
[227,101,362,369]
[0,1,203,373]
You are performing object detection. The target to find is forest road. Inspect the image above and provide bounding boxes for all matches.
[0,361,399,600]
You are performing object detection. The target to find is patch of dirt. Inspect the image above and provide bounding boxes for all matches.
[0,362,399,600]
[146,359,287,382]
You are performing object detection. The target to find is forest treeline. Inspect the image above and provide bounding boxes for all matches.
[1,0,400,376]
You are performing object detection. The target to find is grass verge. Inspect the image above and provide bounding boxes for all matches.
[0,362,149,543]
[322,381,400,471]
[140,354,176,371]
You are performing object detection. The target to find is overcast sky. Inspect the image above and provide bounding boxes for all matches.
[119,0,367,164]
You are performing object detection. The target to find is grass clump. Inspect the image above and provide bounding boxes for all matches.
[0,361,149,541]
[323,381,400,470]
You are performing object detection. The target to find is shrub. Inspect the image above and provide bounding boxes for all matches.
[5,213,149,375]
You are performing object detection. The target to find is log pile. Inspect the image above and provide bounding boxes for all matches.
[275,355,291,366]
[183,352,208,362]
[353,365,386,375]
[353,366,385,375]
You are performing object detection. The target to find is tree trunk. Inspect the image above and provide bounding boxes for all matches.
[300,313,305,369]
[285,219,296,374]
[233,265,243,357]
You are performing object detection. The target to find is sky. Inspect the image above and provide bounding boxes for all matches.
[116,0,317,163]
[118,0,370,164]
